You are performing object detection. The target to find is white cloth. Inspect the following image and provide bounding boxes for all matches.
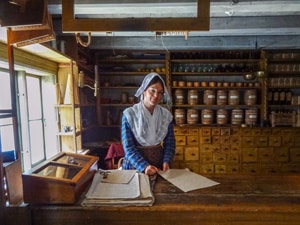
[134,72,171,106]
[123,102,173,146]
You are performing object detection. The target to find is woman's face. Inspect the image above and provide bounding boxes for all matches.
[143,82,164,108]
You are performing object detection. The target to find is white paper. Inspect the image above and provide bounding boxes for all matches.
[158,168,220,192]
[82,172,155,206]
[86,172,140,199]
[101,170,136,184]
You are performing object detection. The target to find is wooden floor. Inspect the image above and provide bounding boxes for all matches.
[14,174,300,225]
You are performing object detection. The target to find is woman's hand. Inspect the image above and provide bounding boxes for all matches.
[162,162,170,171]
[145,165,159,175]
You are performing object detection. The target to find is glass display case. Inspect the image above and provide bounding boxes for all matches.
[22,152,98,204]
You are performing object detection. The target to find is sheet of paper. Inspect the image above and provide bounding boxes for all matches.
[101,170,136,184]
[86,172,140,199]
[158,168,220,192]
[82,173,154,207]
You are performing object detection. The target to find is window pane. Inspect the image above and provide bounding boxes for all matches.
[0,71,12,110]
[26,76,42,120]
[29,120,45,164]
[0,124,15,151]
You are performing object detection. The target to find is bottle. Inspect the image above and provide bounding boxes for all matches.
[272,89,279,105]
[267,89,273,105]
[279,89,286,105]
[285,89,292,105]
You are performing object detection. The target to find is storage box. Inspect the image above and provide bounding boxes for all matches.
[22,152,98,204]
[270,111,296,127]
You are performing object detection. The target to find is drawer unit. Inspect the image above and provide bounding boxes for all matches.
[215,164,226,174]
[255,136,268,147]
[230,136,240,145]
[295,136,300,146]
[220,136,231,145]
[200,153,213,164]
[227,153,239,163]
[220,128,231,136]
[201,127,211,136]
[212,135,221,144]
[258,147,275,162]
[220,145,230,152]
[242,163,260,174]
[274,147,289,162]
[201,144,214,153]
[173,126,300,175]
[174,146,184,161]
[175,135,186,146]
[290,147,300,162]
[200,163,214,174]
[242,148,258,162]
[241,136,255,147]
[282,136,294,146]
[211,128,221,136]
[184,147,199,161]
[226,164,240,174]
[261,164,280,174]
[186,135,199,146]
[269,136,282,147]
[200,135,211,144]
[214,152,227,164]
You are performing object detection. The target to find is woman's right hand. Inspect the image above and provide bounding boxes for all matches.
[145,165,159,175]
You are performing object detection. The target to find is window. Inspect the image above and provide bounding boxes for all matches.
[17,71,58,171]
[0,69,15,153]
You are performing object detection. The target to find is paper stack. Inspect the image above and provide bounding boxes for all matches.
[82,170,155,207]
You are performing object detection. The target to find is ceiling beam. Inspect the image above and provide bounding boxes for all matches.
[51,15,300,37]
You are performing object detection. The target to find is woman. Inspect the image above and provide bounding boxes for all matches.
[121,72,175,175]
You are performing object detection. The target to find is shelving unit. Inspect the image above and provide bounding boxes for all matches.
[56,57,97,153]
[265,49,300,127]
[169,50,262,127]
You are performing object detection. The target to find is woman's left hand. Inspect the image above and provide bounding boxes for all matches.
[162,162,170,171]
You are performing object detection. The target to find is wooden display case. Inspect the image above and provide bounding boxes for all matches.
[22,152,98,204]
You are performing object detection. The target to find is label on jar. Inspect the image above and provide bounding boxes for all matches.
[249,115,257,118]
[234,115,243,118]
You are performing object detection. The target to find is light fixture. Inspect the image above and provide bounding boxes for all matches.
[78,66,99,97]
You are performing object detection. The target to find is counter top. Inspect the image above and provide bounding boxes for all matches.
[30,174,300,225]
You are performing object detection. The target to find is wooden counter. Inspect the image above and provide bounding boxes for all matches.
[30,174,300,225]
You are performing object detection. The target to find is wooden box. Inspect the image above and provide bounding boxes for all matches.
[22,152,98,204]
[270,111,296,127]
